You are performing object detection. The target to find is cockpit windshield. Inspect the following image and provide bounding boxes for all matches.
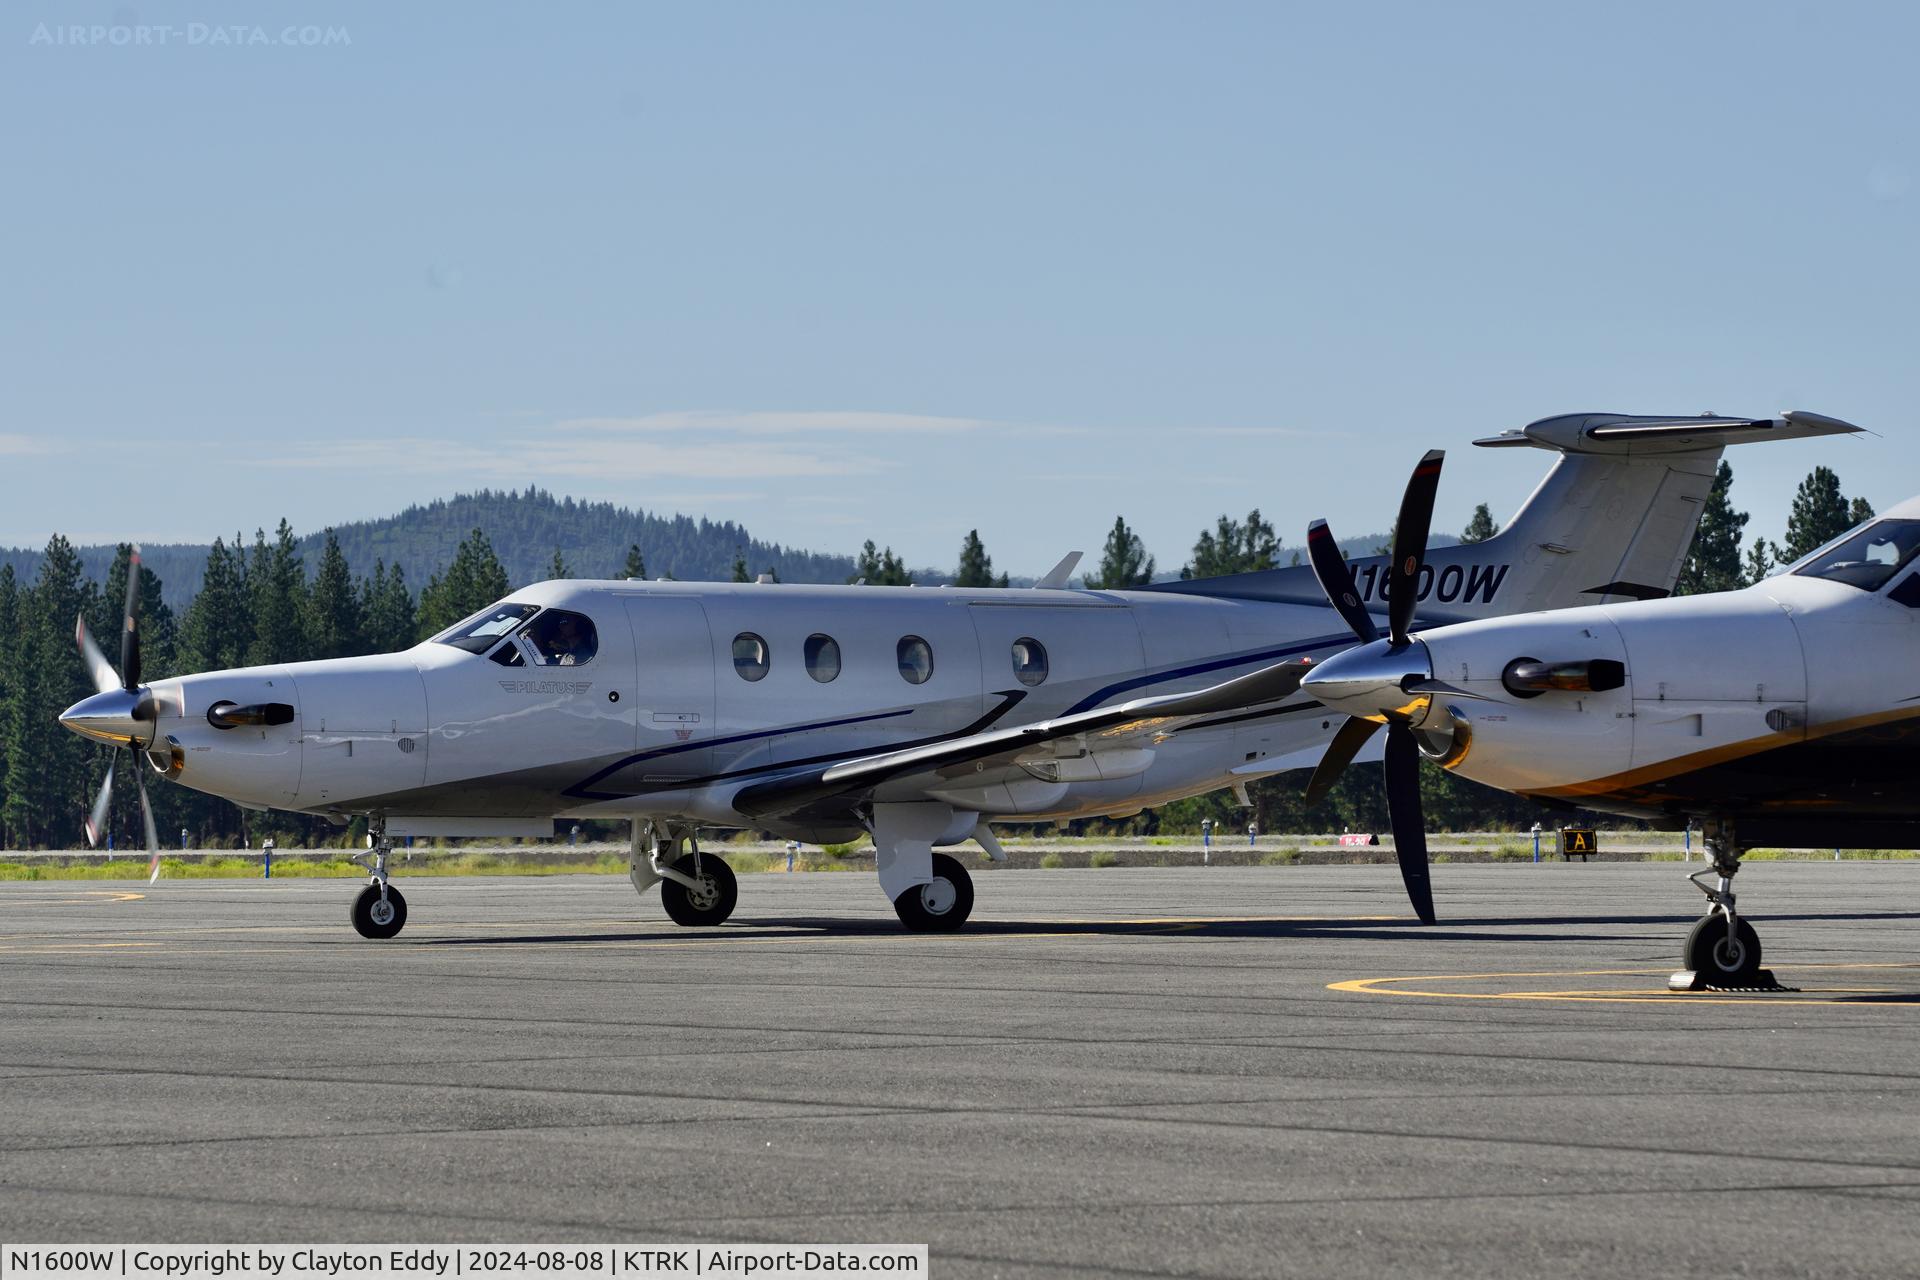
[1792,520,1920,592]
[433,601,539,653]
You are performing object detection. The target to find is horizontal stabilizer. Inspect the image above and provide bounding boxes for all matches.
[1474,409,1863,456]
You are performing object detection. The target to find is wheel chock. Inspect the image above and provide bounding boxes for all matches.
[1668,968,1789,993]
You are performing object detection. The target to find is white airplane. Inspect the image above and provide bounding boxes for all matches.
[1302,466,1915,987]
[58,410,1859,939]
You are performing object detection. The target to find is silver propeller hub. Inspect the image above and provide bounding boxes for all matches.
[1301,638,1438,727]
[59,688,156,749]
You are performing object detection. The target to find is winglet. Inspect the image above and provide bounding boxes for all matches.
[1035,551,1083,590]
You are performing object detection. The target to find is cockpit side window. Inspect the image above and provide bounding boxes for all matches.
[1792,520,1920,592]
[521,609,599,666]
[433,602,539,653]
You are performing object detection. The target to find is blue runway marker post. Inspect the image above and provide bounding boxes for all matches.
[1201,818,1212,867]
[262,837,274,879]
[786,841,798,872]
[1531,822,1541,864]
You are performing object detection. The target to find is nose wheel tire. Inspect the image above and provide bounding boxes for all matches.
[1684,913,1761,984]
[893,853,975,932]
[351,883,408,940]
[660,853,737,927]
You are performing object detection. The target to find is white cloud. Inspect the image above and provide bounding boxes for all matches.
[254,434,880,482]
[0,433,60,455]
[557,410,999,436]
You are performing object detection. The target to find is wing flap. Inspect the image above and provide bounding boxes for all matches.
[732,656,1315,821]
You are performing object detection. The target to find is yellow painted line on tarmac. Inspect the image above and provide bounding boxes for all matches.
[2,891,147,906]
[0,941,165,954]
[1330,963,1920,1006]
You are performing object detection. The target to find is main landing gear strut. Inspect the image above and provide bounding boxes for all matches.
[349,814,407,940]
[630,819,737,927]
[1671,818,1776,990]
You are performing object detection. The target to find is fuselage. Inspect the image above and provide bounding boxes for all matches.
[1311,507,1920,837]
[128,579,1368,842]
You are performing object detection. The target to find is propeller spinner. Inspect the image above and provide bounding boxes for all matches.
[1298,451,1448,924]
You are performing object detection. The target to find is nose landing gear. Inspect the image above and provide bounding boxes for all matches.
[349,815,407,940]
[630,820,738,927]
[1671,819,1777,991]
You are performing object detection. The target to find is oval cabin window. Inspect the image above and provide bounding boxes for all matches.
[896,636,934,685]
[732,632,770,682]
[1011,637,1049,686]
[804,633,841,683]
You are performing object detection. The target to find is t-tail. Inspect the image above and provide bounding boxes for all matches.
[1140,410,1863,621]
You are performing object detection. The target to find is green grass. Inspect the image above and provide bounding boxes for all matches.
[1038,852,1066,869]
[1088,850,1121,868]
[1260,849,1300,866]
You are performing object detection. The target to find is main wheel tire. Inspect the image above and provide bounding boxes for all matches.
[1684,912,1761,983]
[351,883,408,940]
[660,853,738,926]
[893,853,975,932]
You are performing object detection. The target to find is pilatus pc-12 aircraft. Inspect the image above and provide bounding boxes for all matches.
[59,410,1857,939]
[1302,471,1917,987]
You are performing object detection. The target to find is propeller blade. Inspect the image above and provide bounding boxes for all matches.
[121,546,143,692]
[1305,520,1378,645]
[1383,721,1436,924]
[1303,715,1382,808]
[84,758,116,848]
[74,616,120,696]
[138,772,161,884]
[1386,450,1445,647]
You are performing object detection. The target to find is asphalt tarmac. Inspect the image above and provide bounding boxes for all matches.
[4,861,1920,1277]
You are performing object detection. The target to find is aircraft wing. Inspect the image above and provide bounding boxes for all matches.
[730,656,1314,822]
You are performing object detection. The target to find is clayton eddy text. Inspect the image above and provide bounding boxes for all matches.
[7,1253,456,1278]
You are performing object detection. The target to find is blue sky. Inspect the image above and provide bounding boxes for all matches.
[2,2,1914,574]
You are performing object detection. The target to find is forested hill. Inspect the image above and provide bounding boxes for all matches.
[0,489,866,608]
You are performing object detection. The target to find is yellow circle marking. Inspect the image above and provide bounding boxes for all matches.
[1331,962,1920,1005]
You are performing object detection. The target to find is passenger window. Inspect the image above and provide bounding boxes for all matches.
[897,636,934,685]
[1011,637,1049,686]
[522,609,598,666]
[488,642,525,667]
[733,632,770,681]
[805,633,841,683]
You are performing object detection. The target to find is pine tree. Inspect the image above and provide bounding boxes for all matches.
[622,544,646,579]
[1744,538,1776,586]
[1182,510,1278,578]
[247,520,308,666]
[0,565,15,845]
[730,552,751,583]
[1780,466,1855,561]
[1849,496,1876,526]
[851,540,911,585]
[547,548,572,580]
[1675,461,1748,596]
[360,561,417,654]
[96,545,178,679]
[304,530,363,660]
[3,537,97,847]
[1084,516,1155,588]
[1459,503,1500,545]
[179,537,252,673]
[954,530,995,587]
[416,528,511,637]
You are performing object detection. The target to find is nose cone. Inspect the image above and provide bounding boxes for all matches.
[1302,638,1437,725]
[59,688,154,747]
